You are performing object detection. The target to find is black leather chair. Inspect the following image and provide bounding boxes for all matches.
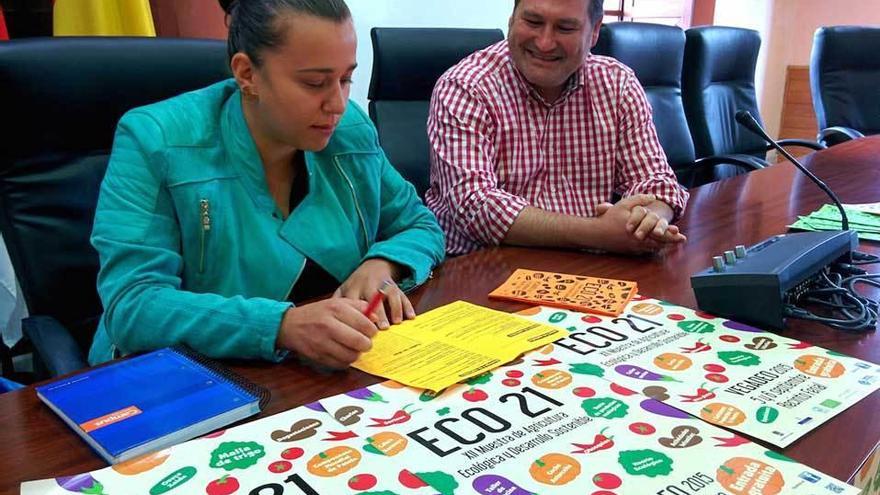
[682,26,823,179]
[594,22,766,187]
[0,37,230,377]
[368,28,504,198]
[810,26,880,146]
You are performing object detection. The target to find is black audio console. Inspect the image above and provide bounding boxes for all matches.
[691,230,858,329]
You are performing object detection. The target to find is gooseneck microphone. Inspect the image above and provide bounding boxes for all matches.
[734,110,849,231]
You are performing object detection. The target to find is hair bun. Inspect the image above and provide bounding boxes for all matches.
[218,0,238,15]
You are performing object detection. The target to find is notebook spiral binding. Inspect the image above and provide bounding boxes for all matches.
[170,345,271,411]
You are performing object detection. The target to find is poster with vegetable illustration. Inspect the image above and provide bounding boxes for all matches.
[520,296,880,447]
[23,348,861,495]
[319,355,859,495]
[854,443,880,495]
[20,401,438,495]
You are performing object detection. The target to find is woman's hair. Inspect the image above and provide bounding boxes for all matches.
[219,0,351,66]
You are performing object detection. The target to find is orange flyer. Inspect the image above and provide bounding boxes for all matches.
[489,269,638,316]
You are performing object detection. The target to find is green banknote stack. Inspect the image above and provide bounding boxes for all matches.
[789,204,880,241]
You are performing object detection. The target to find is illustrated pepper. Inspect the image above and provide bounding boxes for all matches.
[678,383,717,402]
[712,434,752,447]
[323,430,358,441]
[787,341,813,350]
[367,403,420,427]
[571,427,615,454]
[533,357,562,367]
[680,339,712,354]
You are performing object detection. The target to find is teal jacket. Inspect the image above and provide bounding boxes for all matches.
[89,79,445,364]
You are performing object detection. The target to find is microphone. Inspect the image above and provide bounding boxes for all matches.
[735,110,849,231]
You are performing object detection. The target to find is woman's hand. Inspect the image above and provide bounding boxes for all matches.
[335,258,415,329]
[276,298,376,369]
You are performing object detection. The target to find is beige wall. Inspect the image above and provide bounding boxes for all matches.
[724,0,880,138]
[713,0,776,123]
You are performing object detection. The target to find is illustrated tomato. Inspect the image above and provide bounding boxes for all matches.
[582,315,603,323]
[593,473,622,489]
[667,314,686,321]
[348,474,378,491]
[719,335,741,343]
[609,383,637,396]
[502,379,521,387]
[281,447,305,460]
[706,373,729,383]
[703,364,726,373]
[506,370,524,378]
[399,469,428,489]
[463,389,489,402]
[573,387,596,398]
[628,422,656,435]
[268,461,292,473]
[205,475,239,495]
[592,491,616,495]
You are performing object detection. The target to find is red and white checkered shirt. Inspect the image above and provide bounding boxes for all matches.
[425,40,689,255]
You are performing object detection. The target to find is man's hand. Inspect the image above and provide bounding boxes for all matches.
[591,195,685,254]
[334,258,415,329]
[276,298,376,369]
[622,196,686,243]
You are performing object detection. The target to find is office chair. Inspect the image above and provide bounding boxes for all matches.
[682,26,823,179]
[368,27,505,198]
[810,26,880,146]
[594,22,766,187]
[0,37,230,378]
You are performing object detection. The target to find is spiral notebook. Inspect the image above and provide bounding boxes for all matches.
[36,346,270,464]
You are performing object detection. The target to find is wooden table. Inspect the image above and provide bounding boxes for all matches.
[2,137,879,494]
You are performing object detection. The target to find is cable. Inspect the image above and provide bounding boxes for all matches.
[783,263,879,332]
[851,251,880,265]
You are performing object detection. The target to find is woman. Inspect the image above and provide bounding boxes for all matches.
[88,0,445,369]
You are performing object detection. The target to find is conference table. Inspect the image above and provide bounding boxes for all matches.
[1,136,879,494]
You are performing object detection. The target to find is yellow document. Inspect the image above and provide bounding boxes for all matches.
[353,301,564,391]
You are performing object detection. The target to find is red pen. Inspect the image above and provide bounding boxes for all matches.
[363,280,392,318]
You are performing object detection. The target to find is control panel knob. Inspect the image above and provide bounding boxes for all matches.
[735,245,747,258]
[724,251,737,265]
[712,256,726,272]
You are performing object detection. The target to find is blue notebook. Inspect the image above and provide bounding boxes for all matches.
[36,346,269,464]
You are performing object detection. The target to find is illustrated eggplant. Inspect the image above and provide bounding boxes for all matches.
[56,474,107,495]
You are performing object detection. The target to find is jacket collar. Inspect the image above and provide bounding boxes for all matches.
[220,88,278,214]
[220,87,326,214]
[219,86,357,280]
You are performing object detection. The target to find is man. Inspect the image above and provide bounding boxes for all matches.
[425,0,689,256]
